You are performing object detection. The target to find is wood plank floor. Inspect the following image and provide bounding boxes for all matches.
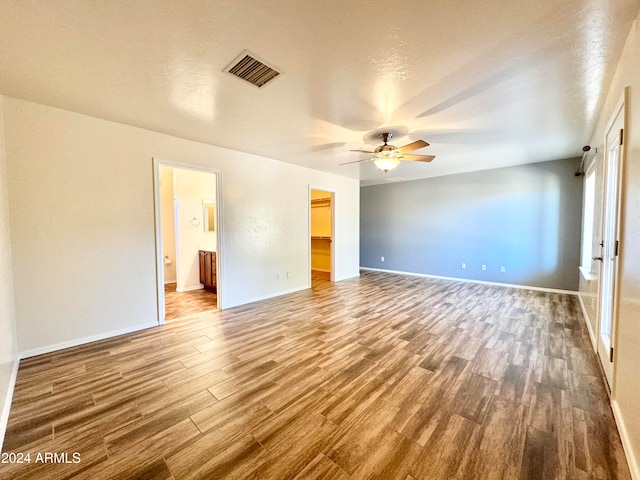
[164,283,217,321]
[1,271,631,479]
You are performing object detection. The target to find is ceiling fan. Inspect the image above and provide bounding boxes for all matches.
[341,132,435,172]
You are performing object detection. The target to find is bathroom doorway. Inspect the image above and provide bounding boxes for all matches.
[153,160,221,323]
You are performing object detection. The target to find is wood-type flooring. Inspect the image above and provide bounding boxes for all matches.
[1,270,631,479]
[164,283,217,321]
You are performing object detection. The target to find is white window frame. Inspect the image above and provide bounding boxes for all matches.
[580,162,596,279]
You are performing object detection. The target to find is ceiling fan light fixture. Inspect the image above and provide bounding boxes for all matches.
[340,131,434,170]
[373,155,401,172]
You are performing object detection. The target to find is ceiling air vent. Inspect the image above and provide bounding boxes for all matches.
[386,177,407,183]
[225,51,281,88]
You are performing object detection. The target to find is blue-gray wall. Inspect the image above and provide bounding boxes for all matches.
[360,158,583,290]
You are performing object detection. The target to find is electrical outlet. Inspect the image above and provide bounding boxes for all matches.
[481,264,487,271]
[461,262,466,270]
[286,272,291,279]
[381,256,385,262]
[500,266,506,273]
[276,273,280,280]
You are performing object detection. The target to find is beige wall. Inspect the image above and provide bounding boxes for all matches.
[159,166,176,284]
[2,97,360,355]
[580,13,640,479]
[0,95,18,449]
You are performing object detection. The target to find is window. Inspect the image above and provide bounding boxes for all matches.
[581,165,596,274]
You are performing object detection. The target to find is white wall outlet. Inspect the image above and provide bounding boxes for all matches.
[500,266,506,273]
[276,273,280,280]
[381,256,385,262]
[461,262,466,270]
[481,264,487,271]
[286,272,291,278]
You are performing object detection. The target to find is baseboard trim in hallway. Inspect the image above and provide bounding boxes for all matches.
[360,267,579,296]
[19,321,158,360]
[576,292,598,351]
[613,400,640,480]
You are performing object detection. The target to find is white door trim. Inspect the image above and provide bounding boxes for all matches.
[595,89,627,392]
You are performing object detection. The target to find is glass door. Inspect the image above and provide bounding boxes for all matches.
[596,101,625,390]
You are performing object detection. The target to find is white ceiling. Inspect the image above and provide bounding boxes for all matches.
[0,1,637,186]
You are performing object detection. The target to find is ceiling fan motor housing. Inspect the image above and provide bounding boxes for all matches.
[375,144,400,156]
[375,132,400,157]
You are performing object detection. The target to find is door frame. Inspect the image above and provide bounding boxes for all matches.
[594,89,627,391]
[309,185,335,284]
[152,158,224,324]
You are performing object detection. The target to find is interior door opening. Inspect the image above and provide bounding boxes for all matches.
[310,188,334,286]
[154,161,221,323]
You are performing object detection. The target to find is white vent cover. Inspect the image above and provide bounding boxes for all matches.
[385,176,407,183]
[225,51,281,88]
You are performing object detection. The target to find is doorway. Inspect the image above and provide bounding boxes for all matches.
[153,160,222,323]
[310,188,334,286]
[595,95,626,389]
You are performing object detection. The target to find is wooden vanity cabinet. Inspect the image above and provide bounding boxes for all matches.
[199,250,217,292]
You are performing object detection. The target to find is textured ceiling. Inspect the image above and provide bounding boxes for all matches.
[0,0,637,185]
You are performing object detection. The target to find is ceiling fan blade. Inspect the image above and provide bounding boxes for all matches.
[402,154,436,163]
[398,140,429,154]
[339,158,371,166]
[349,149,376,154]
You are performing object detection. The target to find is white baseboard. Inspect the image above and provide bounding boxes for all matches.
[19,321,158,359]
[360,267,579,295]
[612,400,640,480]
[176,285,204,293]
[0,358,19,453]
[226,286,309,309]
[333,272,361,282]
[577,292,598,350]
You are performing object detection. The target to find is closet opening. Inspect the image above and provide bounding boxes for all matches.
[310,188,334,287]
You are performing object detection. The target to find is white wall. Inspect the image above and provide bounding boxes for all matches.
[159,166,176,284]
[580,11,640,479]
[333,186,360,282]
[2,97,360,355]
[0,95,18,450]
[361,159,583,290]
[173,168,216,291]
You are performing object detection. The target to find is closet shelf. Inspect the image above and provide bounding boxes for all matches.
[311,236,332,241]
[311,198,331,207]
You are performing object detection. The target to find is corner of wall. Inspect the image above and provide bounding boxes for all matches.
[0,361,19,452]
[0,93,21,452]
